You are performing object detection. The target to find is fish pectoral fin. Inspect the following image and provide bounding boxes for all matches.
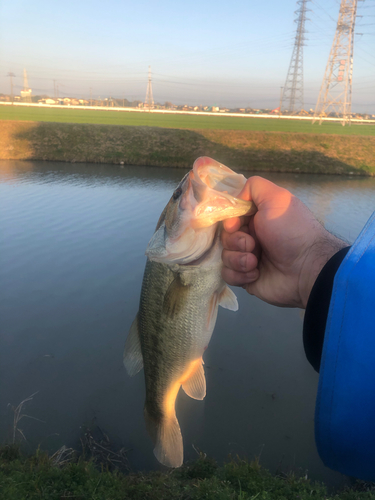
[163,275,191,318]
[123,314,144,376]
[144,407,183,468]
[218,286,238,311]
[181,360,206,400]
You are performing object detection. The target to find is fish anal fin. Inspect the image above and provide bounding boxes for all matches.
[144,407,183,468]
[123,314,144,376]
[181,359,206,400]
[163,275,190,318]
[218,285,238,311]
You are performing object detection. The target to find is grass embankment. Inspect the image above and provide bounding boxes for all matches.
[1,120,374,175]
[1,105,375,135]
[1,446,374,500]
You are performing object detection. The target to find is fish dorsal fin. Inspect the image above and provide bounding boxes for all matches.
[181,359,206,400]
[163,274,191,318]
[123,314,144,376]
[218,285,238,311]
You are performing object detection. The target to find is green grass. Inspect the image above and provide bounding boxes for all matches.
[2,120,374,174]
[1,446,375,500]
[1,105,375,135]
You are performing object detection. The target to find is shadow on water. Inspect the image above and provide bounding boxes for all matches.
[1,160,375,488]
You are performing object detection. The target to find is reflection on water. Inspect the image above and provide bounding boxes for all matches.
[1,160,374,487]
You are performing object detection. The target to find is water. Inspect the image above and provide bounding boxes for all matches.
[1,160,374,486]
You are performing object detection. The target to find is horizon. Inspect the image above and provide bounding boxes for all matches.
[0,0,374,114]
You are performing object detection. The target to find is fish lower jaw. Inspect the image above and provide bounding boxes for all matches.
[183,233,222,268]
[183,245,221,267]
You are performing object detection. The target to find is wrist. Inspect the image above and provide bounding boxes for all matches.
[299,231,348,309]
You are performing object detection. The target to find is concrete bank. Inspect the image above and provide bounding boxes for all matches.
[1,120,374,175]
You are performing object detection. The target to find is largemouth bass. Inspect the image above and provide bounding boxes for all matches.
[124,157,256,468]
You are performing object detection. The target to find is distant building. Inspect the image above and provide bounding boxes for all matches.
[38,98,57,105]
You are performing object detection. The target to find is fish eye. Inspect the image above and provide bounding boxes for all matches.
[172,187,182,200]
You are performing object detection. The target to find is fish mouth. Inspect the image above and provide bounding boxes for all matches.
[189,157,256,228]
[146,157,257,265]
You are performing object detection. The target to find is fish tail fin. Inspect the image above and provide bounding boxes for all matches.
[144,406,183,468]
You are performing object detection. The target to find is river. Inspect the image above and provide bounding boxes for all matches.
[1,160,374,486]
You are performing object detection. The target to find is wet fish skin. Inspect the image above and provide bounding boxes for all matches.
[126,232,237,468]
[140,250,223,467]
[123,157,255,468]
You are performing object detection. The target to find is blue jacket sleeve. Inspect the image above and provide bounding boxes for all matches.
[308,211,375,481]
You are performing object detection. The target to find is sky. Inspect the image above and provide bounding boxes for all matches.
[0,0,374,113]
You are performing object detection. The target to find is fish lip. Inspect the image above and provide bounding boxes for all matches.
[148,157,256,265]
[189,157,256,227]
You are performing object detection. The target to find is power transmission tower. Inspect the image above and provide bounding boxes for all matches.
[144,66,154,110]
[21,69,32,102]
[313,0,358,126]
[7,72,15,104]
[281,0,310,114]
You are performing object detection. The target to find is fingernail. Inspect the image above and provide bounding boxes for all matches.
[240,255,247,269]
[245,271,257,282]
[238,236,246,252]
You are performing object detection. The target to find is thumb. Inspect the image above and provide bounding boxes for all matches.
[223,176,286,233]
[238,176,292,209]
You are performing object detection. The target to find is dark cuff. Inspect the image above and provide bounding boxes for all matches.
[303,246,351,373]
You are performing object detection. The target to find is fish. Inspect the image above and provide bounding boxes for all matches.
[123,156,256,468]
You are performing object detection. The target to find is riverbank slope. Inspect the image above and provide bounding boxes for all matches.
[1,120,374,175]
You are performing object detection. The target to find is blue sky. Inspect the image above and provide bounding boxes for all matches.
[0,0,374,112]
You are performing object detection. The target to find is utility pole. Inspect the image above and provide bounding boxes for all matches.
[145,66,154,110]
[281,0,310,114]
[90,87,92,106]
[53,80,56,99]
[7,72,15,104]
[313,0,358,125]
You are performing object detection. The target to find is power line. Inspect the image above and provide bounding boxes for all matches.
[144,66,154,109]
[281,0,310,113]
[313,0,359,125]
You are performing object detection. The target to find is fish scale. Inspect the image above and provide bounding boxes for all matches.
[123,157,256,467]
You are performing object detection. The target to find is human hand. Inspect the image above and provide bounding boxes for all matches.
[221,176,347,309]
